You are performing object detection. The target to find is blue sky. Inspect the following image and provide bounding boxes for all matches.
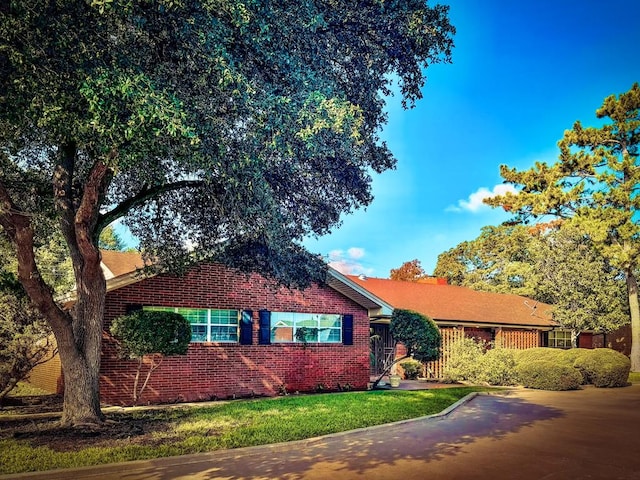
[304,0,640,277]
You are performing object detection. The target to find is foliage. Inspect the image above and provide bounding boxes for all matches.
[372,309,440,388]
[0,0,455,425]
[512,347,563,365]
[110,310,191,403]
[476,348,518,386]
[434,224,538,297]
[572,348,630,388]
[0,237,64,399]
[0,387,487,475]
[441,336,485,383]
[0,289,55,400]
[434,223,629,342]
[513,347,630,389]
[486,83,640,370]
[533,225,629,344]
[390,259,428,282]
[516,360,582,391]
[98,225,127,251]
[389,309,441,362]
[399,359,422,380]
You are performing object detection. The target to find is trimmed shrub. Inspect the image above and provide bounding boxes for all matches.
[513,347,564,365]
[399,359,422,380]
[557,348,591,384]
[477,348,519,386]
[441,336,485,383]
[516,360,582,391]
[573,348,630,388]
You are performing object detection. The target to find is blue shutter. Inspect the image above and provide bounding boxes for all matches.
[258,309,271,345]
[342,314,354,345]
[240,310,253,345]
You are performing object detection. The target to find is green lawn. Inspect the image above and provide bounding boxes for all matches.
[629,371,640,383]
[0,387,486,475]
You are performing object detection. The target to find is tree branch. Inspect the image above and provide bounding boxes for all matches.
[53,141,79,253]
[0,180,72,335]
[97,179,203,233]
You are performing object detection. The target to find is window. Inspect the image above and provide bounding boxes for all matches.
[548,330,572,349]
[144,307,239,343]
[270,312,342,344]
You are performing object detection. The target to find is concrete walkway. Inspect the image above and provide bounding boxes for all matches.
[4,384,640,479]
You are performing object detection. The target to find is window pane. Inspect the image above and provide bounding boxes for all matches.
[211,326,238,342]
[191,325,207,342]
[210,309,238,325]
[296,314,317,328]
[319,315,341,328]
[272,326,293,342]
[176,308,208,325]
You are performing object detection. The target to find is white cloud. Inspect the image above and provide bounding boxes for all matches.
[347,247,365,259]
[447,184,518,213]
[327,248,374,276]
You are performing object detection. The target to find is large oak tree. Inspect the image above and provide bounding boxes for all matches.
[486,84,640,369]
[0,1,454,425]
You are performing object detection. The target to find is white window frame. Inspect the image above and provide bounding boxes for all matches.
[270,312,342,344]
[548,330,572,349]
[144,306,239,343]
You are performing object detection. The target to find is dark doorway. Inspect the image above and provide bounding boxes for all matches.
[370,324,395,375]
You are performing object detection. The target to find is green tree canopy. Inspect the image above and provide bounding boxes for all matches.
[486,84,640,369]
[0,0,455,425]
[433,223,629,345]
[98,225,127,252]
[434,224,538,297]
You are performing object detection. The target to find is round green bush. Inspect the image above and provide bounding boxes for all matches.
[477,348,518,386]
[572,348,630,388]
[399,359,422,380]
[513,347,564,365]
[516,360,582,391]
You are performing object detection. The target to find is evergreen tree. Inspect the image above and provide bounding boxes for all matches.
[487,84,640,369]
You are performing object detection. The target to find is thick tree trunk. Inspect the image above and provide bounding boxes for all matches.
[626,271,640,372]
[59,257,106,426]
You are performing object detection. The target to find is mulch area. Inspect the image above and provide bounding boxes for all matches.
[0,395,175,452]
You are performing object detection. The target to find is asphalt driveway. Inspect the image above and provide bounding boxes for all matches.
[4,383,640,480]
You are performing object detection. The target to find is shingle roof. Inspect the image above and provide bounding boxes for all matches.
[100,250,146,279]
[347,276,555,328]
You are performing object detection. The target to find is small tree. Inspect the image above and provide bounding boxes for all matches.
[390,259,429,282]
[110,310,191,404]
[372,309,441,389]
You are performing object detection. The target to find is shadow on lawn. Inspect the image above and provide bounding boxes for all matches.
[113,393,563,480]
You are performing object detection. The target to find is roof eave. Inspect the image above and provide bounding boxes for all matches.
[326,269,394,316]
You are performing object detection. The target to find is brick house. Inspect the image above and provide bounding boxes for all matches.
[29,251,391,406]
[349,275,600,378]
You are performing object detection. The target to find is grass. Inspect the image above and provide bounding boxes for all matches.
[0,387,486,475]
[629,372,640,383]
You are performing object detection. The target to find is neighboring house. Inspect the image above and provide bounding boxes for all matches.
[347,275,600,378]
[29,251,391,405]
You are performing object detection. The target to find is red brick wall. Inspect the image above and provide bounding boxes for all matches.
[101,264,370,406]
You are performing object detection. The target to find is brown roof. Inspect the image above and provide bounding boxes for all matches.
[100,250,147,278]
[348,276,555,328]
